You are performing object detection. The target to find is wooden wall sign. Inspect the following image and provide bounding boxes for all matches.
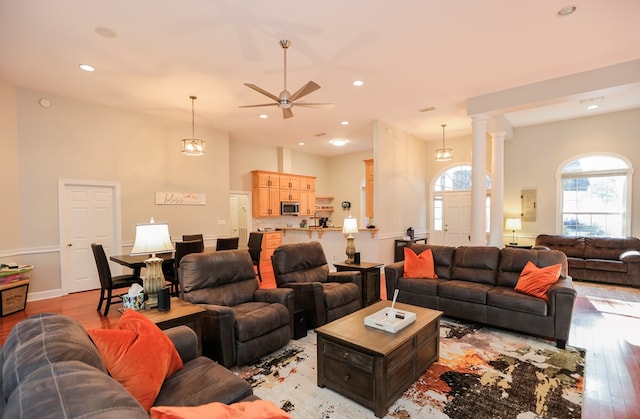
[155,192,206,205]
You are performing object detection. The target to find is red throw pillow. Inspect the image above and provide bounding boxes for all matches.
[150,400,293,419]
[515,261,562,301]
[403,247,437,279]
[88,309,183,411]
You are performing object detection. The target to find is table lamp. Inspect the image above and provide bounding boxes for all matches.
[505,218,522,245]
[342,217,359,264]
[130,218,174,308]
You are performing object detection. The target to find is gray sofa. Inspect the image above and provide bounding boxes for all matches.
[534,234,640,287]
[384,244,577,348]
[0,313,256,418]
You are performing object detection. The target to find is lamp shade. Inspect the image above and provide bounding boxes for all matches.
[130,221,174,255]
[342,217,359,234]
[505,218,522,231]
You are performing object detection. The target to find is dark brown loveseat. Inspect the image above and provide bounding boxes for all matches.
[384,244,576,348]
[534,235,640,287]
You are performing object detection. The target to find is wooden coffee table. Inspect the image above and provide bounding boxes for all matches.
[315,300,442,418]
[120,298,207,355]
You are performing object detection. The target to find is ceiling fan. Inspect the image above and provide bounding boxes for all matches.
[239,39,334,119]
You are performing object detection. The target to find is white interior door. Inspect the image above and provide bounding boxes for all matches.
[229,192,250,249]
[443,192,472,247]
[59,180,121,294]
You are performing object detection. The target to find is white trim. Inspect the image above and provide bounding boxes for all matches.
[27,288,65,302]
[0,245,60,258]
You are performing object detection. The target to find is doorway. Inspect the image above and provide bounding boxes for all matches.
[229,192,250,249]
[58,180,122,294]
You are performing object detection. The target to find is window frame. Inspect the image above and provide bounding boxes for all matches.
[556,153,633,237]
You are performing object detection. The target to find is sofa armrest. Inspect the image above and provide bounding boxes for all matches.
[384,262,405,301]
[199,304,236,367]
[533,245,550,250]
[328,271,361,286]
[255,288,295,336]
[164,325,199,363]
[279,282,325,327]
[620,250,640,263]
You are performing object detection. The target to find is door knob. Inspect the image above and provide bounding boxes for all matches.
[67,243,73,247]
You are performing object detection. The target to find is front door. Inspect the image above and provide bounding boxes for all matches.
[59,180,121,293]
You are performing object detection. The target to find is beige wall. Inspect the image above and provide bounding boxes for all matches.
[506,109,640,240]
[0,81,20,255]
[326,150,374,227]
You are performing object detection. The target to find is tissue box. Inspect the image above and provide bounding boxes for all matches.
[122,293,144,311]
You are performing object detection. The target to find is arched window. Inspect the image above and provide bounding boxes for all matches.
[559,154,632,237]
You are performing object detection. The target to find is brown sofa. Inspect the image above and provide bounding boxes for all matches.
[384,244,576,348]
[534,235,640,287]
[0,313,256,418]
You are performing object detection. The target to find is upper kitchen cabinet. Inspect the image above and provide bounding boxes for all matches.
[252,170,280,217]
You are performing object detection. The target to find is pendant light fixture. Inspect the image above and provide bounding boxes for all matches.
[434,123,453,161]
[181,95,205,156]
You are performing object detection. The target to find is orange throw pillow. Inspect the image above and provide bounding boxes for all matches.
[403,248,437,279]
[150,400,293,419]
[515,261,562,301]
[88,309,183,411]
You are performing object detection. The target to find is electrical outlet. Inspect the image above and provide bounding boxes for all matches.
[217,219,226,225]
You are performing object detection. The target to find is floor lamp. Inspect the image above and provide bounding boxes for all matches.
[130,218,174,308]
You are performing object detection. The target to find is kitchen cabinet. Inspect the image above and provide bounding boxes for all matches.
[299,189,315,217]
[280,188,300,202]
[252,171,280,217]
[260,231,282,272]
[299,176,315,192]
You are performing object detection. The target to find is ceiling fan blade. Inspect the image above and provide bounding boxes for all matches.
[294,102,334,109]
[244,83,280,102]
[282,108,294,119]
[289,81,321,102]
[238,103,278,108]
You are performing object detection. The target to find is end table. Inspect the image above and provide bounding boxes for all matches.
[333,261,382,307]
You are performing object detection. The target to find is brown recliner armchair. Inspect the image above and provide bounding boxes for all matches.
[179,250,294,367]
[271,241,362,328]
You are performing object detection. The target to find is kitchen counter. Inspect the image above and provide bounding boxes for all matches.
[280,227,378,239]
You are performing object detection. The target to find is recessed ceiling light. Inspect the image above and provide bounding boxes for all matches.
[341,121,349,125]
[352,80,364,87]
[587,104,599,110]
[558,5,577,16]
[330,139,349,147]
[298,142,305,146]
[94,26,117,39]
[79,64,95,72]
[259,114,268,119]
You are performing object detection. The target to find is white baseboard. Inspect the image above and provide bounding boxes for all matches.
[27,289,65,302]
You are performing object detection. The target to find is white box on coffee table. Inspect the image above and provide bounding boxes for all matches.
[364,306,416,333]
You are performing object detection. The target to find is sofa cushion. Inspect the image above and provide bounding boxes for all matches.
[451,246,500,285]
[88,310,183,411]
[409,244,455,279]
[584,237,640,260]
[4,360,148,419]
[534,235,586,258]
[438,280,493,304]
[150,400,292,419]
[487,287,548,316]
[515,261,561,301]
[585,258,628,273]
[403,247,437,278]
[2,313,107,398]
[232,302,290,342]
[397,276,442,296]
[567,257,585,269]
[155,356,253,407]
[322,282,360,309]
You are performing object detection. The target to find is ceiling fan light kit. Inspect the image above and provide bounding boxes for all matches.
[239,39,334,119]
[181,95,205,156]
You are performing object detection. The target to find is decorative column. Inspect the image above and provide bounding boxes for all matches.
[470,114,489,246]
[488,131,506,247]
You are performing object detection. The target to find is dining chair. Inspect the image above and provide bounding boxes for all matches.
[163,240,204,296]
[247,232,263,282]
[91,243,143,316]
[215,237,240,251]
[182,234,204,252]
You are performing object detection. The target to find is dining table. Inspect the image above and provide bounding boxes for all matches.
[110,247,216,277]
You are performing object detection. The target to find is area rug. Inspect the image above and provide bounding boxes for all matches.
[232,319,585,418]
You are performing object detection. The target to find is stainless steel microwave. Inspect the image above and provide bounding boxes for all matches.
[281,201,300,215]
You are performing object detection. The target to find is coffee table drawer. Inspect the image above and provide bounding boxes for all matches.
[322,339,374,373]
[323,357,374,402]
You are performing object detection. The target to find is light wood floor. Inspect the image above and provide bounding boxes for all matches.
[1,273,638,418]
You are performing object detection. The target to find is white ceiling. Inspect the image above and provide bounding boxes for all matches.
[1,1,639,156]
